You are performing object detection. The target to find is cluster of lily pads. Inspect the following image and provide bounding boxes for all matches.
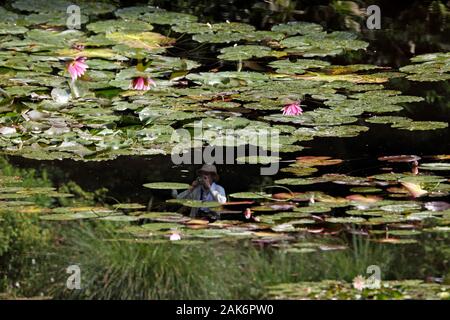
[0,2,448,161]
[1,153,444,253]
[400,52,450,82]
[129,155,449,247]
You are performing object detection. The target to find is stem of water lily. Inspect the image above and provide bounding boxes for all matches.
[135,49,143,61]
[237,59,242,72]
[69,79,79,98]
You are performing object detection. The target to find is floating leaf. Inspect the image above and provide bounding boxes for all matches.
[113,203,146,210]
[229,192,271,199]
[271,21,323,35]
[143,182,190,190]
[378,155,421,163]
[105,32,173,51]
[218,45,274,61]
[166,199,222,208]
[419,163,450,171]
[87,19,154,33]
[392,121,448,131]
[325,217,366,224]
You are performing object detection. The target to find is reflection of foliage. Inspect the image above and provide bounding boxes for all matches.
[0,211,51,296]
[0,158,53,296]
[330,1,365,32]
[40,227,449,299]
[58,181,108,207]
[268,234,450,299]
[153,0,449,66]
[422,233,450,281]
[428,1,450,32]
[44,225,394,299]
[0,157,53,207]
[0,158,109,298]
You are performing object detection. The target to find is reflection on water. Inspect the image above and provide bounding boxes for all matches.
[6,0,448,199]
[7,124,449,203]
[1,0,449,299]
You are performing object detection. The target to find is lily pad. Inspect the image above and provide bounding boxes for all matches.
[419,163,450,171]
[143,182,190,190]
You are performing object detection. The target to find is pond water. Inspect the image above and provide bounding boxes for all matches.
[0,0,449,299]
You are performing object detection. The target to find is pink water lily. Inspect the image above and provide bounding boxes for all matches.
[67,56,88,80]
[282,101,303,116]
[169,232,181,241]
[352,275,366,291]
[130,76,156,91]
[244,208,252,220]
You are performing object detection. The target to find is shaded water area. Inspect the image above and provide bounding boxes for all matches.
[0,0,449,299]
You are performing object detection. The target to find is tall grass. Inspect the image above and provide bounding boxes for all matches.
[47,222,400,299]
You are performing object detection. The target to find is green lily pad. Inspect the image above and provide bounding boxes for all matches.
[229,192,271,199]
[350,187,382,193]
[387,230,422,236]
[141,222,181,231]
[218,45,274,61]
[105,32,173,51]
[236,155,281,164]
[40,211,113,221]
[143,182,190,190]
[113,203,147,210]
[269,59,330,74]
[271,21,323,35]
[293,206,331,214]
[392,121,448,131]
[87,19,154,33]
[166,199,222,208]
[325,217,366,224]
[143,11,198,25]
[400,52,450,82]
[419,163,450,171]
[99,215,141,222]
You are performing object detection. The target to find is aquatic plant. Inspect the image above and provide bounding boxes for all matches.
[130,76,155,91]
[0,3,446,161]
[282,102,303,116]
[66,56,88,81]
[0,0,449,300]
